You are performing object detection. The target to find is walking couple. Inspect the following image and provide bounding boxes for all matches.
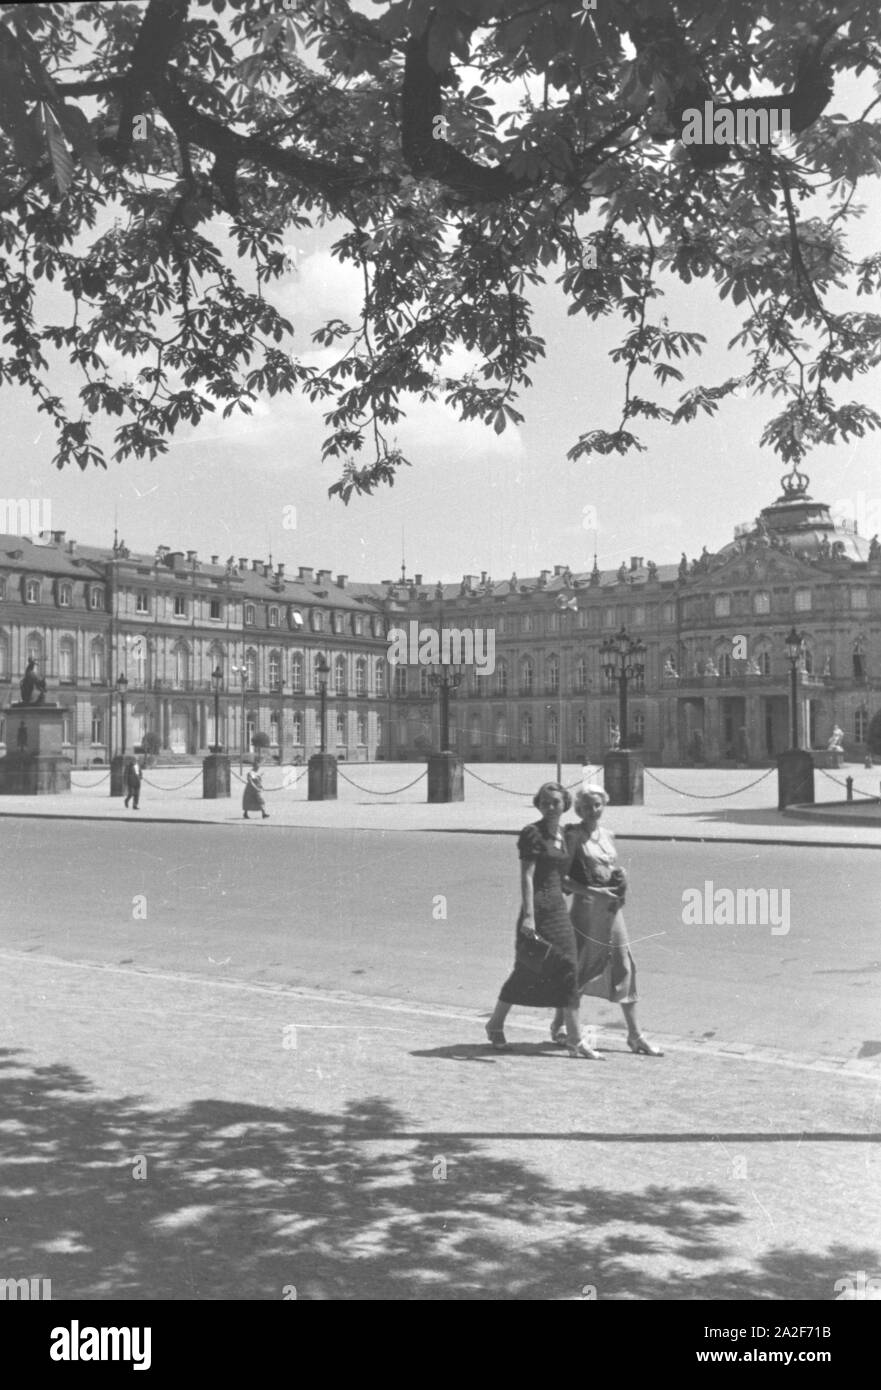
[485,781,662,1060]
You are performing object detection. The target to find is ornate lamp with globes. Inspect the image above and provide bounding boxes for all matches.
[599,626,646,805]
[777,627,815,810]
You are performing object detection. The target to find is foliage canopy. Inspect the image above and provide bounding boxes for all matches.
[1,0,880,499]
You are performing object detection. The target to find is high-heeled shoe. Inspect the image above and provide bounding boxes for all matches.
[485,1023,509,1050]
[627,1034,664,1056]
[567,1038,604,1060]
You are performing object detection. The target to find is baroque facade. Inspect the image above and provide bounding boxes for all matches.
[1,471,879,766]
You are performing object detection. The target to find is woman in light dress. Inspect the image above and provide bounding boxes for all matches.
[550,785,663,1057]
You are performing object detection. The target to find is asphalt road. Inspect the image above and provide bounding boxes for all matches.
[2,819,880,1302]
[3,819,880,1059]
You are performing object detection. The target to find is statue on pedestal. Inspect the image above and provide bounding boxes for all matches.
[18,659,47,706]
[826,725,844,753]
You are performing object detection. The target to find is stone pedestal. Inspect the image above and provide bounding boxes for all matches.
[427,751,464,803]
[110,754,125,797]
[0,704,71,794]
[202,753,231,798]
[603,750,644,806]
[308,752,338,801]
[777,749,815,809]
[811,748,843,770]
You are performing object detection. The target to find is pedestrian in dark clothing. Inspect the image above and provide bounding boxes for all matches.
[123,757,142,810]
[243,760,269,819]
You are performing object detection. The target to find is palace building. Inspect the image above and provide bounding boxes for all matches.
[1,470,879,766]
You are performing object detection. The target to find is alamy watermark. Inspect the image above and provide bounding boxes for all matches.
[681,104,791,147]
[0,1275,52,1300]
[682,881,790,934]
[387,621,495,675]
[0,497,52,535]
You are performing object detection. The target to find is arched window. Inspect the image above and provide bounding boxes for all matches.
[376,714,383,748]
[419,667,431,697]
[394,666,407,697]
[91,710,104,744]
[269,713,280,746]
[632,710,645,745]
[59,636,75,683]
[546,656,559,694]
[355,658,367,695]
[335,709,346,744]
[333,654,346,695]
[495,660,508,696]
[245,649,257,688]
[268,650,281,690]
[469,716,481,747]
[576,711,587,745]
[803,646,814,676]
[268,606,279,628]
[89,586,104,611]
[855,708,868,743]
[58,583,72,607]
[375,657,386,694]
[356,713,367,745]
[312,610,325,632]
[717,651,732,678]
[290,652,303,692]
[852,638,866,680]
[520,657,533,695]
[605,711,617,743]
[25,578,40,603]
[575,657,588,693]
[547,710,558,745]
[292,711,303,746]
[495,716,507,749]
[520,712,533,746]
[89,637,104,683]
[756,647,771,676]
[244,603,255,625]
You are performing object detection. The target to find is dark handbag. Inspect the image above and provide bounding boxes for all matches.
[516,929,555,976]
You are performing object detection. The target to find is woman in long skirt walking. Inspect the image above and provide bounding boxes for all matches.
[242,760,269,820]
[551,785,662,1056]
[485,781,602,1059]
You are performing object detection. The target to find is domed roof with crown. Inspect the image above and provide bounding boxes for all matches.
[716,467,873,564]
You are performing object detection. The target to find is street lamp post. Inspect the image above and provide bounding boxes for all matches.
[232,664,248,774]
[308,653,337,799]
[202,665,231,800]
[117,672,129,754]
[784,627,806,749]
[554,591,578,783]
[426,591,465,803]
[598,626,646,805]
[211,666,223,751]
[778,627,815,809]
[315,654,329,754]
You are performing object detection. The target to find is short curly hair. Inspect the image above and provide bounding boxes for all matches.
[532,781,572,812]
[574,784,609,815]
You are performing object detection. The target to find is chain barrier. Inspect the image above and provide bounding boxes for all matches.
[336,768,427,794]
[141,769,205,790]
[644,768,775,799]
[818,768,880,801]
[71,770,110,785]
[464,767,533,796]
[230,768,306,790]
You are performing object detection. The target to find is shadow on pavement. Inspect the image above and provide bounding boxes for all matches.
[2,1047,877,1301]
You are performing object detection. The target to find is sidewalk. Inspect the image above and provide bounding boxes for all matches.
[1,761,880,846]
[2,951,878,1300]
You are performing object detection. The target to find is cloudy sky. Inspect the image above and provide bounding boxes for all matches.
[3,54,880,584]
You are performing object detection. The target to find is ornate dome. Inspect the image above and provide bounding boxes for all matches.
[717,468,872,564]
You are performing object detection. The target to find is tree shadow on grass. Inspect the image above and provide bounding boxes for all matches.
[1,1048,877,1301]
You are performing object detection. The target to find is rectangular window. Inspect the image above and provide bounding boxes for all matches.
[633,605,646,625]
[59,585,71,607]
[794,589,812,612]
[851,589,868,609]
[90,588,104,610]
[209,599,222,620]
[173,595,186,617]
[59,645,74,681]
[136,591,149,615]
[91,711,104,744]
[753,592,770,614]
[268,607,279,627]
[62,712,72,744]
[335,710,346,744]
[662,602,675,623]
[713,595,731,618]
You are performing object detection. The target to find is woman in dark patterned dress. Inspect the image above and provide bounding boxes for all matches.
[484,782,603,1059]
[550,785,663,1056]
